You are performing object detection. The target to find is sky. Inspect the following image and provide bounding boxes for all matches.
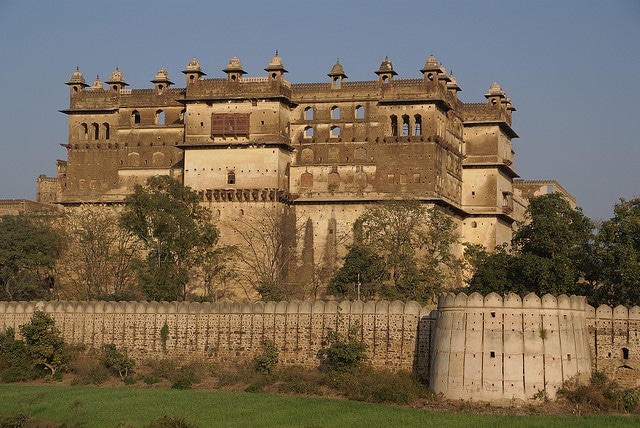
[0,0,638,222]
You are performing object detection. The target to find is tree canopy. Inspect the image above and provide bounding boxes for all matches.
[467,192,595,299]
[120,176,220,301]
[330,200,460,304]
[0,213,63,301]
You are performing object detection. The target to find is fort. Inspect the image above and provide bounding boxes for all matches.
[33,54,574,289]
[1,293,638,402]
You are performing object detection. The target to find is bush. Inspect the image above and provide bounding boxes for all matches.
[254,339,279,374]
[323,367,429,404]
[0,327,41,382]
[318,321,367,373]
[559,371,640,413]
[172,366,200,390]
[99,344,135,379]
[145,415,197,428]
[19,311,69,376]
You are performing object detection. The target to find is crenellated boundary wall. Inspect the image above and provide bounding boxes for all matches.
[0,294,639,402]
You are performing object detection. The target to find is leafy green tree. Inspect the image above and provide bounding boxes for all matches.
[467,193,594,297]
[0,327,38,382]
[327,245,387,300]
[511,192,594,296]
[19,311,69,376]
[99,344,135,379]
[120,176,220,301]
[0,213,63,301]
[593,197,640,306]
[343,200,460,304]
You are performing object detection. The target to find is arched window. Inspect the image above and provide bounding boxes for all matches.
[156,110,165,125]
[103,123,110,140]
[331,106,340,120]
[402,115,410,136]
[304,126,314,138]
[80,123,88,140]
[331,126,341,137]
[414,114,422,136]
[92,123,99,140]
[304,107,314,120]
[355,105,365,119]
[390,115,398,136]
[132,111,141,125]
[227,170,236,185]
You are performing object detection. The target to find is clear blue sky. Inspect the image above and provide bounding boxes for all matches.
[0,0,638,222]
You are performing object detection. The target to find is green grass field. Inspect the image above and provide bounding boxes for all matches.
[1,384,639,427]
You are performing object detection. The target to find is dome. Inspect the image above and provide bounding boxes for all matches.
[90,75,104,90]
[375,56,397,75]
[420,55,440,73]
[66,67,88,86]
[264,50,288,73]
[106,67,128,86]
[186,58,201,71]
[328,59,347,78]
[182,58,206,76]
[485,82,505,97]
[223,56,247,74]
[151,67,174,84]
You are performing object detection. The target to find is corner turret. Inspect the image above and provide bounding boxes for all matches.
[65,67,89,96]
[265,50,288,83]
[105,67,128,91]
[328,59,347,89]
[151,67,173,93]
[223,56,247,83]
[375,56,397,85]
[182,58,206,86]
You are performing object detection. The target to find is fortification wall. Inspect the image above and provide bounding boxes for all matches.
[0,300,436,379]
[2,296,640,401]
[430,292,592,401]
[587,304,640,388]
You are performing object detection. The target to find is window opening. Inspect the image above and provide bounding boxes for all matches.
[156,110,165,125]
[331,106,340,120]
[304,126,314,138]
[331,126,340,137]
[132,111,141,124]
[355,105,364,119]
[414,115,422,135]
[103,123,110,140]
[305,107,314,120]
[92,123,99,140]
[227,170,236,185]
[623,348,630,360]
[390,115,398,136]
[402,115,410,136]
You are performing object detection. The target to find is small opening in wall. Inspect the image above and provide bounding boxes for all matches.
[567,354,572,361]
[490,351,495,358]
[608,352,612,358]
[623,348,630,360]
[491,312,496,317]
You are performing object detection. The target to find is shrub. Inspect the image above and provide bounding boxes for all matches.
[145,415,197,428]
[172,366,200,390]
[318,321,367,373]
[0,327,40,382]
[254,339,279,374]
[99,344,135,379]
[19,311,69,376]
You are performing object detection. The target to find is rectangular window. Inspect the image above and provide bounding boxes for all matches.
[211,113,250,137]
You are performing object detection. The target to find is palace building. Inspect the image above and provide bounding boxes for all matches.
[37,53,568,285]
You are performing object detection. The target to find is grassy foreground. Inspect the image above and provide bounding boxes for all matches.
[1,384,639,428]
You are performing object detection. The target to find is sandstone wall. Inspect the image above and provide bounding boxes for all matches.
[0,300,436,379]
[587,304,640,388]
[430,292,592,401]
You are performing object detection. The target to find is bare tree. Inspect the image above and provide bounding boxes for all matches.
[227,205,304,301]
[60,205,142,300]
